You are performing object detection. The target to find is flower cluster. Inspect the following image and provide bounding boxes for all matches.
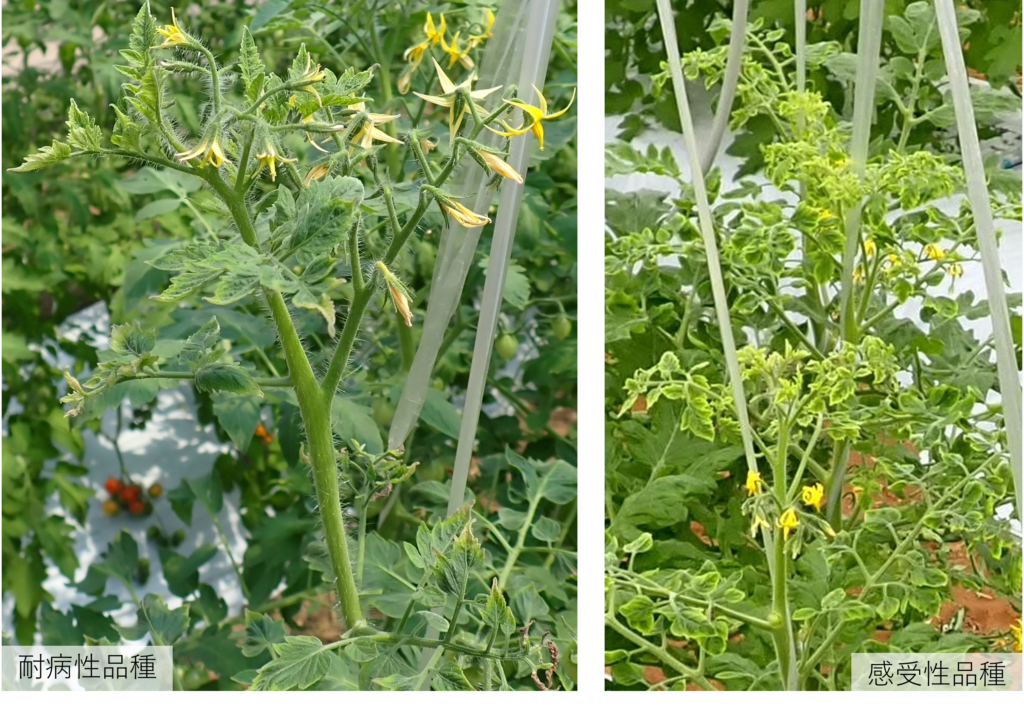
[400,10,495,93]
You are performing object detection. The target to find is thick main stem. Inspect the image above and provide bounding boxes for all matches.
[213,175,364,629]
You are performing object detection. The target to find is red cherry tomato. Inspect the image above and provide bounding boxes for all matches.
[128,500,145,515]
[105,478,124,496]
[120,485,142,503]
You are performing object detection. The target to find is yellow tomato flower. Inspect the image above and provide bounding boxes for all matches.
[400,13,447,94]
[947,262,963,279]
[293,55,327,106]
[154,8,190,48]
[300,113,330,154]
[924,243,946,261]
[488,85,576,151]
[853,265,865,284]
[376,261,414,327]
[751,514,769,536]
[304,163,330,186]
[778,508,800,540]
[440,31,474,70]
[349,102,403,150]
[413,58,502,146]
[254,142,295,182]
[801,483,826,512]
[176,136,230,168]
[479,150,523,183]
[744,470,763,497]
[864,239,876,257]
[468,9,496,48]
[441,200,491,228]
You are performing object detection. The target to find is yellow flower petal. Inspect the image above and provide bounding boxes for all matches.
[304,164,329,186]
[480,151,523,183]
[442,201,490,228]
[412,91,455,107]
[778,508,800,540]
[744,470,763,497]
[801,483,826,512]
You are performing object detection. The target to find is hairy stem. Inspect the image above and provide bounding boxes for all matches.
[211,174,364,629]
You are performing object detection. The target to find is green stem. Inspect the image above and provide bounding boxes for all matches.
[348,215,365,291]
[483,658,493,690]
[446,594,465,643]
[101,149,195,175]
[496,485,542,592]
[322,186,431,397]
[605,615,716,690]
[417,646,445,690]
[113,371,292,387]
[210,174,364,630]
[409,132,437,182]
[195,45,222,117]
[768,529,797,690]
[356,501,368,586]
[211,514,250,598]
[397,314,415,371]
[895,46,929,153]
[368,14,401,178]
[235,127,254,193]
[545,501,576,570]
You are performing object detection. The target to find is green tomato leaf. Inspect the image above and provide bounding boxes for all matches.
[242,612,288,658]
[213,393,263,451]
[251,636,333,691]
[195,363,263,397]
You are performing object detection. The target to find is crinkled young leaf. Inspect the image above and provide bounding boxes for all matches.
[153,271,220,302]
[279,176,363,257]
[9,140,72,172]
[127,3,157,68]
[251,635,332,690]
[238,26,265,102]
[195,363,263,396]
[179,317,222,369]
[110,322,156,356]
[482,578,517,634]
[433,521,484,596]
[205,273,260,305]
[66,100,103,152]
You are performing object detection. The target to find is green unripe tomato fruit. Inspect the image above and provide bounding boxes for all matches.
[552,315,572,340]
[418,459,447,482]
[184,666,206,690]
[269,490,291,510]
[495,333,518,361]
[372,398,396,426]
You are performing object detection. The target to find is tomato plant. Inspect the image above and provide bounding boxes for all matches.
[5,0,577,691]
[605,1,1021,691]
